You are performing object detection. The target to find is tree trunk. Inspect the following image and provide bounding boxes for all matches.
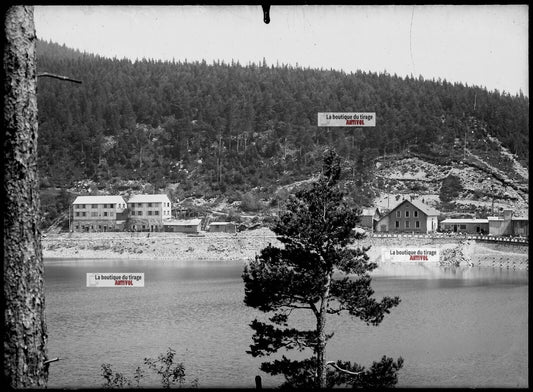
[315,272,331,388]
[3,5,48,388]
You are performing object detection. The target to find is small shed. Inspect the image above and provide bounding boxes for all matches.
[358,208,381,232]
[512,217,528,237]
[488,210,529,237]
[163,219,202,234]
[208,222,237,234]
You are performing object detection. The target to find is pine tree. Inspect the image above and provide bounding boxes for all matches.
[242,149,403,388]
[4,5,49,387]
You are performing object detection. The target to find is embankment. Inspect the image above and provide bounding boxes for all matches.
[42,230,528,270]
[361,236,528,270]
[42,228,280,263]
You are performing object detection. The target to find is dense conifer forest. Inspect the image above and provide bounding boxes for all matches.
[36,40,528,207]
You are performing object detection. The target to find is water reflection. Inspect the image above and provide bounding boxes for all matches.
[43,259,528,389]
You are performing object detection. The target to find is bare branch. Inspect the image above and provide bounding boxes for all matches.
[326,361,364,376]
[43,357,64,365]
[327,306,344,315]
[309,301,319,317]
[37,72,82,84]
[284,304,312,310]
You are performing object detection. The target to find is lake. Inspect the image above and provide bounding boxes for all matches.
[44,259,528,388]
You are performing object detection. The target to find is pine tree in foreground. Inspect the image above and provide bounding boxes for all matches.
[242,149,403,388]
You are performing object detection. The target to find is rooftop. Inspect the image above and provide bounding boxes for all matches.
[128,194,171,203]
[441,218,489,224]
[361,208,379,216]
[488,216,529,221]
[163,219,201,226]
[387,198,440,217]
[73,195,126,205]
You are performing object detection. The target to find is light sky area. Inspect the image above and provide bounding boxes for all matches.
[34,5,528,96]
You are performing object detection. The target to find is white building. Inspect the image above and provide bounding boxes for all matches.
[72,195,127,232]
[127,194,172,231]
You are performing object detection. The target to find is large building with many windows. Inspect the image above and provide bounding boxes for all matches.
[376,199,439,234]
[72,195,127,232]
[127,194,172,231]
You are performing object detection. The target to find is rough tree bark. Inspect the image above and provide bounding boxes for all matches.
[3,5,48,387]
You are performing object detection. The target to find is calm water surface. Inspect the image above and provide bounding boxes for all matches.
[44,259,528,388]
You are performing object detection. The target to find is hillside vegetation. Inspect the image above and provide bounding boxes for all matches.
[36,40,529,228]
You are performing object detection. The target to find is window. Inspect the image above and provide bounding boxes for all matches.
[460,224,467,230]
[92,204,97,208]
[75,212,80,217]
[405,221,410,228]
[81,204,85,209]
[395,221,400,228]
[405,210,410,218]
[82,212,86,217]
[103,212,108,217]
[414,210,419,218]
[155,211,159,215]
[415,221,420,228]
[396,211,401,218]
[91,212,98,217]
[148,211,153,216]
[148,203,152,207]
[137,211,142,216]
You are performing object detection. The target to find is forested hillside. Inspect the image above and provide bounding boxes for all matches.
[36,40,528,225]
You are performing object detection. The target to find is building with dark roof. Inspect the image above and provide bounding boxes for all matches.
[376,199,439,234]
[358,208,381,232]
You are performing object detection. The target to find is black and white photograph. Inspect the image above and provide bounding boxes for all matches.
[3,4,528,389]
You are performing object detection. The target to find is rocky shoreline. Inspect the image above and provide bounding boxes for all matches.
[42,228,280,263]
[42,229,528,270]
